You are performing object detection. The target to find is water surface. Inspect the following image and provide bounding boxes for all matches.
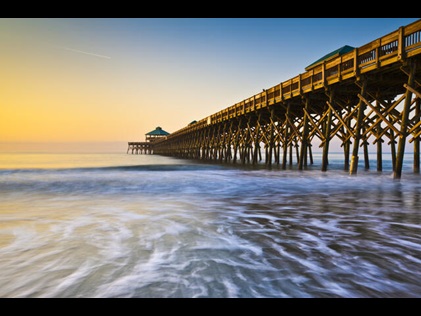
[0,152,420,297]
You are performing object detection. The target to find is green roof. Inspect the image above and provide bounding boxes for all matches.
[146,126,169,136]
[305,45,355,71]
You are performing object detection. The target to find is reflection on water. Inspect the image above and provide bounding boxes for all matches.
[0,153,420,297]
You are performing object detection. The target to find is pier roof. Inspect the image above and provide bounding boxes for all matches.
[146,126,169,136]
[305,45,355,71]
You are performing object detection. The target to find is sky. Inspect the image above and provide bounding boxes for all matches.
[1,17,419,153]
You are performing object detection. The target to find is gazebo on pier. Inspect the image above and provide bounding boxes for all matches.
[127,126,169,154]
[145,126,170,142]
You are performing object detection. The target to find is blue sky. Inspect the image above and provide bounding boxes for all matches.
[1,18,419,152]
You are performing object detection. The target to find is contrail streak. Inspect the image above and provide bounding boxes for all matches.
[63,47,111,59]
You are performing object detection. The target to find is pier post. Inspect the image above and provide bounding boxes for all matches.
[268,109,275,166]
[233,120,241,164]
[394,60,416,179]
[414,98,420,173]
[363,139,370,170]
[322,91,333,172]
[299,97,309,170]
[344,139,350,171]
[368,98,383,171]
[252,116,261,165]
[350,79,367,175]
[322,106,332,171]
[344,104,352,171]
[308,143,313,165]
[389,112,397,172]
[377,123,383,172]
[282,104,290,169]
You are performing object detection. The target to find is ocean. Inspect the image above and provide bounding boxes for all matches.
[0,152,420,298]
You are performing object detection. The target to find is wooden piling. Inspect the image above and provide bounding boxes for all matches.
[350,80,367,175]
[299,98,309,170]
[394,61,416,179]
[322,92,333,172]
[282,104,290,169]
[377,123,383,172]
[414,98,420,173]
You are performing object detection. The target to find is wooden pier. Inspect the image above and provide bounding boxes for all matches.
[128,126,169,154]
[151,19,421,179]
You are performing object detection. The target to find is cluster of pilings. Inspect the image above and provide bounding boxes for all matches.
[127,142,152,154]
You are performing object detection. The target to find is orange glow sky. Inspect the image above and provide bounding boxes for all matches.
[1,18,418,152]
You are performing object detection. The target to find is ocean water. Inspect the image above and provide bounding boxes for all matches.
[0,152,420,298]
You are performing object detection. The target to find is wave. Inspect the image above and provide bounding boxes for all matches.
[0,162,233,196]
[0,163,226,175]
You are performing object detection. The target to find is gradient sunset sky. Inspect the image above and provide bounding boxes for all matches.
[1,18,419,152]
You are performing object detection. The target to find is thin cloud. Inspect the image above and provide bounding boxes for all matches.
[62,46,111,59]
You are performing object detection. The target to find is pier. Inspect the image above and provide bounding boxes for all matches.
[149,19,421,179]
[127,126,169,154]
